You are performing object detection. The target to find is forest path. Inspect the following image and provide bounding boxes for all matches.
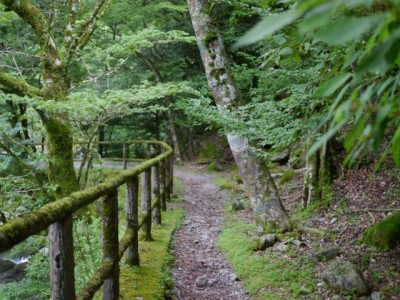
[173,166,249,300]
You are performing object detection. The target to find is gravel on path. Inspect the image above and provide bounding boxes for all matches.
[173,167,249,300]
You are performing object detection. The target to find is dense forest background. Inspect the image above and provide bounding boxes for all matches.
[0,0,400,299]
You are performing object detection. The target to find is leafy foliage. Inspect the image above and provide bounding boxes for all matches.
[235,0,400,166]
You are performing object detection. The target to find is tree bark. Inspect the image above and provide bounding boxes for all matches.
[187,0,290,230]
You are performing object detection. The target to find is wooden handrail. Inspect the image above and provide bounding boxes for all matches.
[0,140,174,300]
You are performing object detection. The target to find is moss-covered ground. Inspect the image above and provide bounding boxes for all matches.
[218,210,316,300]
[120,207,184,299]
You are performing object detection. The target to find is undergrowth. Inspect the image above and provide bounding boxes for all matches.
[218,209,316,299]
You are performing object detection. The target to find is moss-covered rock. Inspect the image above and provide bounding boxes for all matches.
[322,260,369,296]
[363,211,400,250]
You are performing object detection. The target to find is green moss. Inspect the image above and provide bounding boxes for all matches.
[119,208,184,299]
[196,141,221,164]
[213,177,236,190]
[210,67,226,82]
[207,162,220,172]
[218,215,316,299]
[363,211,400,250]
[203,31,218,47]
[277,169,295,187]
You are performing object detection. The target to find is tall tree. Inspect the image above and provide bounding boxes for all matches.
[186,0,290,230]
[0,1,112,298]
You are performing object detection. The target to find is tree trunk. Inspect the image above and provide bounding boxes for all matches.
[303,151,320,208]
[187,0,290,230]
[42,112,79,300]
[303,128,334,208]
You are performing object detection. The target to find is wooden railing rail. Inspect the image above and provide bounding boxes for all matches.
[0,140,174,300]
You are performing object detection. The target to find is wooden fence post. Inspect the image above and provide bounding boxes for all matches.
[126,176,139,266]
[49,216,76,300]
[165,155,171,203]
[102,190,119,300]
[152,164,161,225]
[169,154,174,196]
[141,168,153,241]
[123,142,128,169]
[159,158,167,211]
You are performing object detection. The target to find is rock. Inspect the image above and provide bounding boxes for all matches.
[330,217,338,224]
[288,157,303,169]
[231,200,244,211]
[195,275,208,287]
[322,260,369,296]
[229,274,239,282]
[311,246,340,263]
[316,282,326,289]
[370,291,381,300]
[291,239,306,247]
[208,278,217,286]
[271,148,290,165]
[260,234,277,249]
[0,258,27,284]
[275,242,288,252]
[251,234,277,251]
[0,258,15,273]
[299,284,314,295]
[257,226,264,236]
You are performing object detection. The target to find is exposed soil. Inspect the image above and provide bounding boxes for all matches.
[173,165,249,300]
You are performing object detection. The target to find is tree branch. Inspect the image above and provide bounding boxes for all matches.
[1,0,49,47]
[67,0,113,58]
[0,68,41,97]
[64,0,78,51]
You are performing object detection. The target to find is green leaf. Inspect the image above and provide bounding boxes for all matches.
[298,2,337,34]
[307,120,346,156]
[393,126,400,167]
[344,115,368,151]
[313,73,352,98]
[273,35,286,45]
[279,47,293,56]
[357,28,400,75]
[233,10,300,49]
[314,15,385,45]
[372,103,392,152]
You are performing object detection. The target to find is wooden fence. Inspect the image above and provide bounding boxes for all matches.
[0,140,174,299]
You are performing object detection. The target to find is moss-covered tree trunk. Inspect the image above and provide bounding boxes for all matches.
[187,0,290,230]
[0,1,112,298]
[303,129,334,208]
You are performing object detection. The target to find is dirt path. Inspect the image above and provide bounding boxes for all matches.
[173,167,249,300]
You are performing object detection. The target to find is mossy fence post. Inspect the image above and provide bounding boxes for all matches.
[102,189,119,299]
[126,175,140,266]
[152,163,161,225]
[141,167,153,241]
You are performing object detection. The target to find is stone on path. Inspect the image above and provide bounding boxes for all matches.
[195,275,208,287]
